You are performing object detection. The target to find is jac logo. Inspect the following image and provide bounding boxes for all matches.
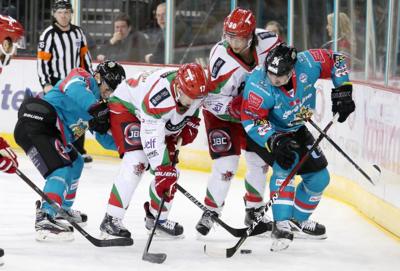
[248,91,263,110]
[209,129,232,153]
[123,123,141,146]
[144,138,156,149]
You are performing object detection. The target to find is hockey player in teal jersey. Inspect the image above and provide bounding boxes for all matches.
[14,60,125,241]
[241,43,355,251]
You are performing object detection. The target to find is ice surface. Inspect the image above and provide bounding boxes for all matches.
[0,155,399,271]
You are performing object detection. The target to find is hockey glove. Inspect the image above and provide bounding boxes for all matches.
[154,165,179,202]
[227,95,243,121]
[88,100,110,134]
[267,133,299,170]
[0,137,18,174]
[179,116,201,146]
[331,83,355,123]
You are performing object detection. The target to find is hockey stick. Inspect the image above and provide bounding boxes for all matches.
[176,184,270,237]
[14,169,133,247]
[307,118,380,185]
[142,138,182,264]
[204,114,339,258]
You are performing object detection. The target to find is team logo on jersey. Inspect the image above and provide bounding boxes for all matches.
[299,73,308,83]
[211,57,225,78]
[144,138,156,149]
[150,88,170,107]
[54,139,70,161]
[209,129,232,153]
[255,119,272,136]
[248,91,263,110]
[123,122,141,146]
[333,53,346,68]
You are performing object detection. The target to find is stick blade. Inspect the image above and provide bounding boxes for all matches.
[142,252,167,264]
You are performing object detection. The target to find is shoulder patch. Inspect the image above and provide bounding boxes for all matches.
[309,49,326,63]
[257,31,277,40]
[211,57,226,78]
[150,88,170,107]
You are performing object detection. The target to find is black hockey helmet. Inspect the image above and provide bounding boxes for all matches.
[265,43,297,76]
[53,0,73,12]
[95,60,126,91]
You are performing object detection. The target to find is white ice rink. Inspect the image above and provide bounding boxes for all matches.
[0,155,399,271]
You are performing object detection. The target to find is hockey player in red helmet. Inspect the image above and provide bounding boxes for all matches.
[195,7,282,237]
[0,14,24,74]
[99,63,208,240]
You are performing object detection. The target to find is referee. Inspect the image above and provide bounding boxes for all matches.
[37,0,93,163]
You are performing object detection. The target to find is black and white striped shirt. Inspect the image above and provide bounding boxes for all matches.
[37,22,93,88]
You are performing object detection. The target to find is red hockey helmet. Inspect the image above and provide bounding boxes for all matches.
[223,8,256,38]
[176,63,208,99]
[0,15,24,45]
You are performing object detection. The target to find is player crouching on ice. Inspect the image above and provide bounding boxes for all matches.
[13,61,125,241]
[241,43,355,251]
[99,63,208,240]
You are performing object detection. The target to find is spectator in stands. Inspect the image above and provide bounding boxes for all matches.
[145,2,166,64]
[322,12,355,58]
[96,13,149,63]
[265,20,285,41]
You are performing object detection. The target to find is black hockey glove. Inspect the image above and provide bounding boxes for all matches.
[331,83,355,123]
[267,133,299,170]
[88,100,110,134]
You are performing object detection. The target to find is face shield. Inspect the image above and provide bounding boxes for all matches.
[267,70,293,87]
[223,33,252,54]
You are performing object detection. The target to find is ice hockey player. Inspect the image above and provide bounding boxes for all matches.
[241,43,355,251]
[196,7,281,236]
[0,14,24,74]
[0,136,19,265]
[99,63,208,240]
[13,61,125,241]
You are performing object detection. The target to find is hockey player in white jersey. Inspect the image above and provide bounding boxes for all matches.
[195,7,281,236]
[99,63,208,239]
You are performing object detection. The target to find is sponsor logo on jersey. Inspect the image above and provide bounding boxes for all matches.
[211,57,225,78]
[309,49,326,63]
[257,31,277,40]
[299,73,308,83]
[248,91,263,110]
[144,138,156,149]
[147,150,159,159]
[123,122,141,146]
[150,88,170,107]
[209,129,232,153]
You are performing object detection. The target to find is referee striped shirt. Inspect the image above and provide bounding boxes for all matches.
[37,22,93,88]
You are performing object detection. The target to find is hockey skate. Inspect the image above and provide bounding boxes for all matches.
[144,201,184,239]
[55,208,88,227]
[35,201,74,242]
[195,210,219,236]
[289,219,327,239]
[270,220,294,252]
[244,206,273,237]
[100,213,132,239]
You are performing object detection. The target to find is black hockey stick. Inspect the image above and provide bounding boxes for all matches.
[307,118,380,185]
[176,184,270,237]
[14,169,133,247]
[205,114,339,258]
[142,139,182,264]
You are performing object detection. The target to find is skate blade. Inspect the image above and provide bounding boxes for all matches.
[270,238,292,252]
[147,229,185,240]
[293,231,327,240]
[36,230,74,242]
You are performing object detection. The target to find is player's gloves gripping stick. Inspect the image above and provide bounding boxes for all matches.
[0,137,18,174]
[179,116,201,146]
[266,133,299,170]
[331,83,356,123]
[227,95,243,121]
[154,165,179,202]
[88,100,110,134]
